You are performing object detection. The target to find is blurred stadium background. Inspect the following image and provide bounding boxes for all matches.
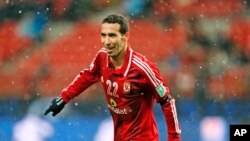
[0,0,250,141]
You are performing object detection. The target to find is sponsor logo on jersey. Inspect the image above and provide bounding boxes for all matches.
[108,104,130,114]
[108,98,132,114]
[110,98,117,107]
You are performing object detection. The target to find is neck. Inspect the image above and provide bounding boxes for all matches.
[110,45,128,69]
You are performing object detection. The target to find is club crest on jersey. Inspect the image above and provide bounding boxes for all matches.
[123,81,131,94]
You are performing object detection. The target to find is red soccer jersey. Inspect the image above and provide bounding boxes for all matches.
[61,47,181,141]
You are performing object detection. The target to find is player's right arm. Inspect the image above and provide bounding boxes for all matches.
[44,48,105,116]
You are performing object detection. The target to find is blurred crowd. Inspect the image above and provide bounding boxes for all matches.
[0,0,250,121]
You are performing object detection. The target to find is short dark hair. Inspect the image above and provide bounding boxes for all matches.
[102,14,129,35]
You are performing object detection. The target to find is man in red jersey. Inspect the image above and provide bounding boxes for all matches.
[44,14,181,141]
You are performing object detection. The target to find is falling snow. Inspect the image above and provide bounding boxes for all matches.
[0,1,249,141]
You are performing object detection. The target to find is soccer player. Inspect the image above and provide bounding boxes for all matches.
[44,14,181,141]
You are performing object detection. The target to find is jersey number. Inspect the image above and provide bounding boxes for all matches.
[106,80,119,97]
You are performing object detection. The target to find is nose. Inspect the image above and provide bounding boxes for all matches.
[104,37,111,44]
[103,37,111,47]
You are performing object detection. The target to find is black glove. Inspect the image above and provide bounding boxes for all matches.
[44,96,66,117]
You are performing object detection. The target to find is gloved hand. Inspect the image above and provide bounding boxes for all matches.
[44,96,66,117]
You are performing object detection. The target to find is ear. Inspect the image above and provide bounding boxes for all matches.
[123,32,130,40]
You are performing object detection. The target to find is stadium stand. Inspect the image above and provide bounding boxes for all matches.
[0,20,187,98]
[0,21,33,63]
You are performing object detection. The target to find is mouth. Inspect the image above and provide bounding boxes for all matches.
[105,47,115,54]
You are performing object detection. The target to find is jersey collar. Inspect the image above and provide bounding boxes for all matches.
[107,46,133,77]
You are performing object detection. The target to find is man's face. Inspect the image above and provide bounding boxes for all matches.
[101,23,126,57]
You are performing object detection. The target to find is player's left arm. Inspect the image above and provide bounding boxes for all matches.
[145,60,181,141]
[160,95,181,141]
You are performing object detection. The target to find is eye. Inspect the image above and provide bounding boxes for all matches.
[101,33,106,37]
[108,33,116,38]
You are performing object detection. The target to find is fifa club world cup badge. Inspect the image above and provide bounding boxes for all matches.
[123,81,130,94]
